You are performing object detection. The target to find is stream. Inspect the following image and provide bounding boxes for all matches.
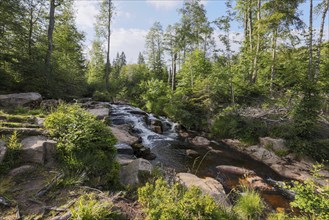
[109,103,292,210]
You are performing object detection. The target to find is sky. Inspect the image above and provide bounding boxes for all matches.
[73,0,329,64]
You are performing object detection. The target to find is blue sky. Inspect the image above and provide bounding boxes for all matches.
[74,0,329,63]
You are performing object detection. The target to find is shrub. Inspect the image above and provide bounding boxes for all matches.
[93,90,112,102]
[282,164,329,220]
[71,193,123,220]
[44,104,119,187]
[138,178,235,220]
[233,188,264,220]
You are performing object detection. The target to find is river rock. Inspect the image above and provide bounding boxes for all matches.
[9,165,36,176]
[0,140,7,164]
[0,92,42,108]
[21,136,57,165]
[248,145,282,165]
[151,125,163,134]
[35,117,45,127]
[109,126,139,145]
[116,154,137,166]
[176,173,229,206]
[259,137,288,152]
[87,108,109,120]
[114,143,134,155]
[216,165,256,176]
[186,149,200,158]
[191,136,210,146]
[120,158,153,186]
[243,175,273,191]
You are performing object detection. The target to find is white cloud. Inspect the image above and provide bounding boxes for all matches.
[110,28,148,63]
[74,1,98,29]
[146,0,180,10]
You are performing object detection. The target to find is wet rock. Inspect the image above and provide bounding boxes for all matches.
[116,154,137,166]
[120,158,153,186]
[176,173,229,207]
[9,165,36,176]
[243,175,273,191]
[151,125,162,134]
[216,165,256,176]
[191,136,210,146]
[129,110,147,116]
[0,140,7,164]
[0,92,42,108]
[21,136,57,165]
[114,143,134,155]
[259,137,288,152]
[186,149,200,158]
[109,126,139,145]
[87,108,109,120]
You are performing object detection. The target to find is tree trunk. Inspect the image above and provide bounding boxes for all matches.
[172,53,177,90]
[45,0,56,84]
[270,29,277,97]
[308,0,313,81]
[28,8,33,58]
[105,0,111,92]
[314,0,329,81]
[248,0,254,82]
[252,0,261,83]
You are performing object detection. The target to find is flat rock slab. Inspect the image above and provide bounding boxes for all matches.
[0,92,42,108]
[0,140,7,164]
[109,126,139,146]
[120,158,153,186]
[87,108,109,120]
[176,173,229,207]
[259,137,288,152]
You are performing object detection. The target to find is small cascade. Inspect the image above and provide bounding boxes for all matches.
[110,104,176,148]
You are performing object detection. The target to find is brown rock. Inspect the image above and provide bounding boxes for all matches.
[176,173,229,206]
[191,136,211,146]
[216,165,256,176]
[9,165,36,176]
[0,92,42,108]
[259,137,288,152]
[109,126,139,145]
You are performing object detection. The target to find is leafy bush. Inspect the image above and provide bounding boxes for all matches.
[138,178,235,220]
[71,193,123,220]
[44,104,119,187]
[233,188,264,220]
[282,164,329,220]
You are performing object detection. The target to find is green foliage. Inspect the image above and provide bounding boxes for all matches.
[0,131,22,175]
[138,178,235,220]
[282,165,329,220]
[71,193,123,220]
[44,104,119,187]
[93,90,112,102]
[233,188,264,220]
[140,79,169,115]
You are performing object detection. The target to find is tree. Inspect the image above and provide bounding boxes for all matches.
[145,21,165,79]
[164,24,179,90]
[137,52,145,65]
[96,0,115,92]
[87,39,105,91]
[45,0,61,86]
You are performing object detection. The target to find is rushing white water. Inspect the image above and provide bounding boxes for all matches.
[110,104,177,148]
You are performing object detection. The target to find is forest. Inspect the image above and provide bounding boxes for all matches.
[1,0,329,218]
[1,0,329,160]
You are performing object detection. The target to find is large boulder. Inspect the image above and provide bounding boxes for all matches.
[9,165,36,177]
[21,136,57,165]
[0,140,7,164]
[114,143,134,155]
[87,108,110,120]
[176,173,229,206]
[109,126,139,145]
[0,92,42,108]
[116,154,137,166]
[259,137,288,152]
[120,158,153,186]
[191,136,211,146]
[247,145,282,165]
